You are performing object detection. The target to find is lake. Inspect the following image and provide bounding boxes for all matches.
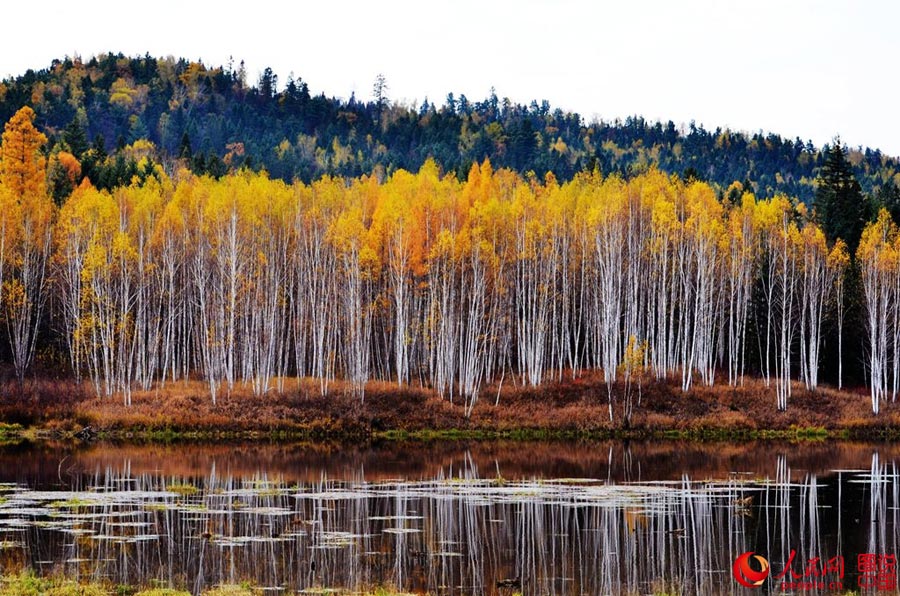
[0,440,898,595]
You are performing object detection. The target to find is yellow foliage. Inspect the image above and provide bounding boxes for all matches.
[0,103,859,399]
[1,106,47,199]
[620,335,648,374]
[110,77,137,106]
[858,208,898,268]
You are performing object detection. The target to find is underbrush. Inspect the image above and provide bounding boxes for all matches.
[0,369,895,440]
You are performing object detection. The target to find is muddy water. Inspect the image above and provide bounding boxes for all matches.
[0,440,898,594]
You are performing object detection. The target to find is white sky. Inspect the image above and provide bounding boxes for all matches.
[2,0,898,155]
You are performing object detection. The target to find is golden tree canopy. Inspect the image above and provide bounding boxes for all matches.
[0,106,47,199]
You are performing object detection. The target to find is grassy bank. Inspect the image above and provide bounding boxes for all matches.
[0,571,420,596]
[0,572,867,596]
[0,373,897,443]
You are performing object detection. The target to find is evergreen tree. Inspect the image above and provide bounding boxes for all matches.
[92,134,107,159]
[373,74,388,110]
[874,179,900,224]
[179,133,193,159]
[814,142,870,252]
[62,120,88,158]
[258,67,278,101]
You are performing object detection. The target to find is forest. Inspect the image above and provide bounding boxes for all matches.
[3,52,900,210]
[2,98,900,422]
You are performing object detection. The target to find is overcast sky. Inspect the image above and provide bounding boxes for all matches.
[2,1,897,155]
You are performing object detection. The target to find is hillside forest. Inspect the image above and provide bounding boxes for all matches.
[4,53,900,209]
[0,54,899,420]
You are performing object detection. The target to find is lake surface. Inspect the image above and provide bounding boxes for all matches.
[0,440,899,595]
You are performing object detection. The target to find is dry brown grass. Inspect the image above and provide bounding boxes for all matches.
[0,369,894,437]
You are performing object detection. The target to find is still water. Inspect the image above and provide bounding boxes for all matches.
[0,440,898,595]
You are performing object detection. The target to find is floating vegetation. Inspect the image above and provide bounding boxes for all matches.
[216,536,292,547]
[295,490,368,501]
[34,520,78,529]
[0,507,52,516]
[49,497,95,509]
[63,511,143,520]
[107,521,154,528]
[113,535,159,544]
[221,487,286,498]
[179,503,210,512]
[90,534,119,541]
[166,483,200,496]
[143,503,174,512]
[240,506,293,516]
[58,528,95,535]
[382,528,421,535]
[316,530,364,548]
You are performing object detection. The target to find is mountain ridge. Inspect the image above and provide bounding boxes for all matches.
[1,51,898,205]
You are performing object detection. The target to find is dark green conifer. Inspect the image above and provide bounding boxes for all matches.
[814,141,870,252]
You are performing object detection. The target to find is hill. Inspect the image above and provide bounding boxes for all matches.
[2,52,899,204]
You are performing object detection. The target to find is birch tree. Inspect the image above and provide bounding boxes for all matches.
[0,107,53,384]
[858,210,897,413]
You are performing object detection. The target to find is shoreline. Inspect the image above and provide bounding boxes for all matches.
[0,374,898,444]
[0,422,849,444]
[0,572,412,596]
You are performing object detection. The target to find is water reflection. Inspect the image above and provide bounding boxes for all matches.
[0,441,898,595]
